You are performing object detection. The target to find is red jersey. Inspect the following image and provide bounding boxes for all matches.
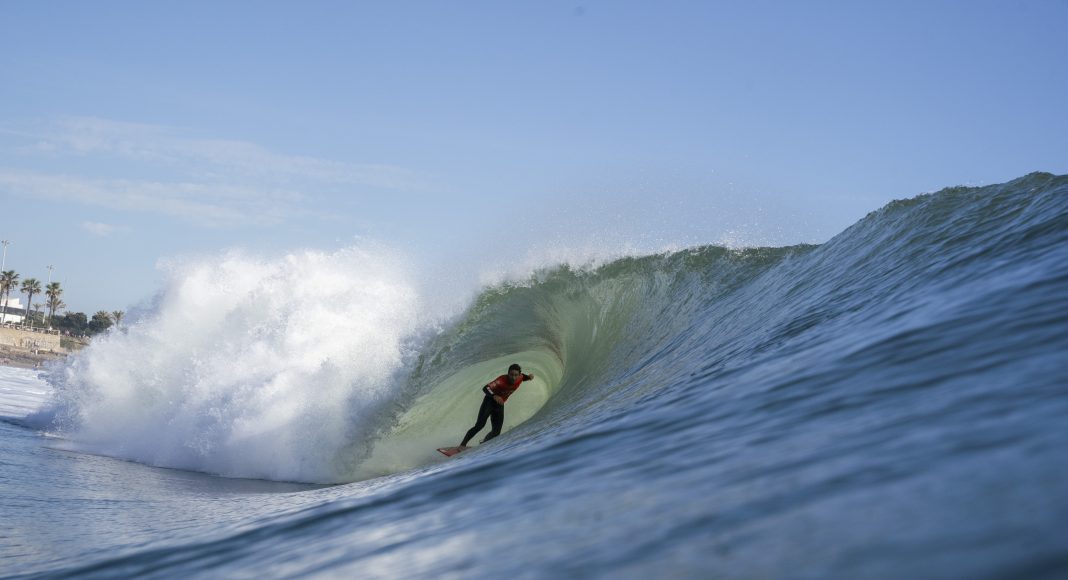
[485,374,529,402]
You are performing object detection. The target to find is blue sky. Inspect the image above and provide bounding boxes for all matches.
[2,1,1066,313]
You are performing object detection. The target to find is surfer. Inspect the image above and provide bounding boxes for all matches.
[457,364,534,449]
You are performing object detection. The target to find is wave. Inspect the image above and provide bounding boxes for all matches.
[33,172,1068,485]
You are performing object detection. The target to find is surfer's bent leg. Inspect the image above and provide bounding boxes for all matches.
[461,395,495,446]
[483,402,505,442]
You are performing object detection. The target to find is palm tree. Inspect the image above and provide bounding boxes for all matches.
[50,300,67,327]
[21,278,41,328]
[89,310,114,334]
[0,270,18,324]
[46,282,65,326]
[112,310,125,326]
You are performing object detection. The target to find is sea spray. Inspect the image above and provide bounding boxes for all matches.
[42,244,427,483]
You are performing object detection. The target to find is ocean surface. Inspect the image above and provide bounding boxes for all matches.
[2,172,1067,578]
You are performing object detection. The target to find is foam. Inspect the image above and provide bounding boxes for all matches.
[0,366,52,421]
[43,244,427,483]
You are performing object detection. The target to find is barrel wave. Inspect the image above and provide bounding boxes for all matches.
[15,172,1068,578]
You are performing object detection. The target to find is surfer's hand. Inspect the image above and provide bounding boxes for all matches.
[494,395,505,405]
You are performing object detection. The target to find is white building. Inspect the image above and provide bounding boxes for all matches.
[0,296,26,325]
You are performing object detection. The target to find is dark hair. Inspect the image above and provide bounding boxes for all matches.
[508,363,522,373]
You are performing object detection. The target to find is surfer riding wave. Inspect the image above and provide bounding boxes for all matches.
[441,364,533,455]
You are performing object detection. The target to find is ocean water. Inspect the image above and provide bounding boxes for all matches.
[2,172,1067,578]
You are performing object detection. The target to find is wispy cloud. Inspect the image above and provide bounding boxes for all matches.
[0,169,305,227]
[13,117,427,190]
[0,117,433,227]
[81,221,129,237]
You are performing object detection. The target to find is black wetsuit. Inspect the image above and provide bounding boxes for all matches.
[461,386,505,446]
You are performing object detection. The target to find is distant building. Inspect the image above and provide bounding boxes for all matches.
[0,298,62,351]
[0,296,26,325]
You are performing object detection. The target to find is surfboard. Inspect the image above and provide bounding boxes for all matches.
[436,446,467,457]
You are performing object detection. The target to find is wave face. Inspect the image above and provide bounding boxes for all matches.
[28,172,1068,577]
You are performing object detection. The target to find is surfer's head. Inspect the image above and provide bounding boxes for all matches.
[508,363,522,382]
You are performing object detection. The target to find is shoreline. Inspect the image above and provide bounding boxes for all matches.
[0,349,67,370]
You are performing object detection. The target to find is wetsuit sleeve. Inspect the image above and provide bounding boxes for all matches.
[482,384,494,396]
[523,374,533,381]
